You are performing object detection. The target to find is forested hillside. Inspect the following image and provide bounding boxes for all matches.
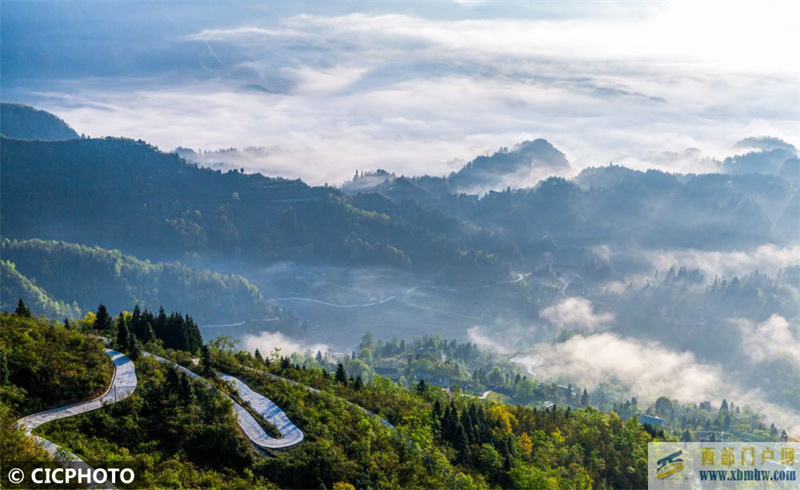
[1,310,659,489]
[0,260,82,319]
[1,238,286,324]
[0,103,79,141]
[0,137,510,284]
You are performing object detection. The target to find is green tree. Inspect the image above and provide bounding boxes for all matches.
[14,298,31,317]
[0,349,9,385]
[335,363,348,385]
[93,303,113,332]
[128,337,142,360]
[116,318,131,352]
[201,344,214,376]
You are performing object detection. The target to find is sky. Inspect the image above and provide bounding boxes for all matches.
[2,0,799,184]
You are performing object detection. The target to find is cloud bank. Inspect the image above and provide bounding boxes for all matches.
[736,314,800,363]
[240,330,331,357]
[647,244,800,282]
[540,297,613,331]
[7,3,797,185]
[538,332,800,435]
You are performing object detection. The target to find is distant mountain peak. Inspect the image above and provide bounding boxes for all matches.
[0,103,79,141]
[449,138,571,193]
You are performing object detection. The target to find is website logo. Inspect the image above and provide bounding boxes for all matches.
[657,450,685,480]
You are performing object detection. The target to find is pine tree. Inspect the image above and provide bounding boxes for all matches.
[417,379,427,393]
[254,349,263,362]
[179,373,193,402]
[581,388,589,407]
[0,349,9,385]
[116,319,131,353]
[335,363,347,385]
[15,298,31,317]
[183,314,202,353]
[130,305,145,340]
[454,422,470,464]
[433,399,442,420]
[501,440,513,471]
[201,344,214,376]
[155,307,168,341]
[354,375,364,391]
[94,304,113,332]
[64,318,71,329]
[681,428,692,442]
[128,337,142,360]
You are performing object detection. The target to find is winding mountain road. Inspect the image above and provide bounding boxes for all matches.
[145,353,304,450]
[16,349,137,456]
[17,346,302,485]
[220,373,304,448]
[15,349,137,487]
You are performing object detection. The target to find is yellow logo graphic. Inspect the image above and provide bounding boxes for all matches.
[657,450,685,480]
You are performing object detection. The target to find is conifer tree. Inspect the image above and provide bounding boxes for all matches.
[0,349,9,385]
[15,298,31,317]
[94,304,113,332]
[128,337,142,360]
[116,319,131,352]
[335,363,348,385]
[201,344,214,376]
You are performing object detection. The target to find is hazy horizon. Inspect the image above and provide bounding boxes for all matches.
[3,0,798,185]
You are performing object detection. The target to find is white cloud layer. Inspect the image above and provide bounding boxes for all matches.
[240,330,331,357]
[467,326,512,354]
[540,297,613,331]
[22,2,799,185]
[647,244,800,281]
[537,332,800,436]
[736,314,800,363]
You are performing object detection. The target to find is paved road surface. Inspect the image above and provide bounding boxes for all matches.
[15,349,137,487]
[220,373,304,448]
[145,353,304,450]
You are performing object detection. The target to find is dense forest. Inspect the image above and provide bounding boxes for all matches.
[0,238,289,325]
[0,136,511,284]
[0,260,83,319]
[0,102,79,141]
[6,126,795,287]
[2,309,663,489]
[284,331,792,445]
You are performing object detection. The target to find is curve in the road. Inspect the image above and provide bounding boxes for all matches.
[15,349,137,486]
[145,353,303,450]
[220,373,304,448]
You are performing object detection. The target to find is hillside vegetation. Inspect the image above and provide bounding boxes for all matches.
[1,239,286,324]
[3,308,659,489]
[0,103,79,141]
